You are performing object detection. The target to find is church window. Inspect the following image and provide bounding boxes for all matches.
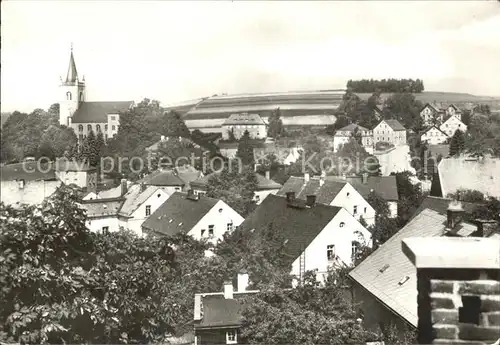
[112,125,116,131]
[78,125,83,132]
[66,91,72,100]
[105,124,108,131]
[96,124,101,132]
[87,124,92,132]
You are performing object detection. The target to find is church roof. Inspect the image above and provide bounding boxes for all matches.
[71,101,134,123]
[66,50,79,83]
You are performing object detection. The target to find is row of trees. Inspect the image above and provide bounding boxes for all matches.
[346,79,425,93]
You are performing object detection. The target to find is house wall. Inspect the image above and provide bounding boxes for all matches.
[0,180,61,206]
[71,113,121,142]
[222,124,266,140]
[86,216,120,233]
[60,82,84,126]
[195,328,239,345]
[121,189,171,236]
[439,116,467,137]
[333,135,373,153]
[290,208,372,282]
[373,122,407,146]
[56,170,88,188]
[421,128,449,145]
[420,106,435,126]
[330,183,376,226]
[188,200,244,244]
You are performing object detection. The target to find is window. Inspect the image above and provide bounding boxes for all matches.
[353,205,358,215]
[111,116,116,121]
[78,125,83,132]
[111,125,116,131]
[18,179,25,189]
[226,330,237,344]
[105,124,108,131]
[339,222,345,228]
[66,91,72,100]
[208,225,214,237]
[364,207,367,214]
[327,245,335,261]
[145,205,151,216]
[346,192,350,197]
[227,223,233,232]
[105,134,108,141]
[201,229,206,237]
[351,241,360,259]
[255,195,260,203]
[96,124,101,132]
[157,193,161,198]
[87,124,92,131]
[175,187,181,191]
[102,226,109,232]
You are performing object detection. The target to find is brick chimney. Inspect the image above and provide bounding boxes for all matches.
[402,237,500,344]
[447,200,464,229]
[306,194,316,207]
[120,179,128,196]
[473,219,499,238]
[223,280,233,299]
[285,191,295,203]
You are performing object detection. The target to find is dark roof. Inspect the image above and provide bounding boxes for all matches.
[66,50,78,83]
[410,196,478,222]
[191,172,281,191]
[138,169,186,187]
[336,123,369,132]
[277,176,347,204]
[0,162,57,181]
[239,194,341,266]
[383,119,406,131]
[325,175,399,201]
[72,101,133,123]
[141,192,219,236]
[79,198,124,218]
[222,113,266,126]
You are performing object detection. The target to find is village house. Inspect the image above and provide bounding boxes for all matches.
[348,196,498,335]
[420,126,449,145]
[54,158,98,190]
[190,171,282,205]
[372,119,407,146]
[138,166,203,193]
[277,173,376,226]
[327,175,399,218]
[221,113,267,140]
[443,103,463,120]
[432,156,500,198]
[0,161,61,206]
[439,115,467,137]
[193,272,259,345]
[79,179,171,236]
[141,191,244,244]
[420,103,443,126]
[58,48,133,140]
[333,124,373,153]
[83,180,133,200]
[240,194,372,284]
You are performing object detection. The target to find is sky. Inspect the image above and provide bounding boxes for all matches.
[2,1,500,112]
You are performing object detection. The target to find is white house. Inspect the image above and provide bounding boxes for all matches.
[372,119,407,146]
[240,194,372,284]
[333,124,373,153]
[419,103,442,126]
[0,162,61,206]
[444,104,462,121]
[141,191,244,244]
[221,113,267,140]
[277,173,376,226]
[55,159,97,189]
[420,126,449,145]
[439,115,467,137]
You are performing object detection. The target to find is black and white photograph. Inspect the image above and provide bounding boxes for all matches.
[1,1,499,344]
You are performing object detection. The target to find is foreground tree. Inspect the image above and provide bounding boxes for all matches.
[161,110,190,138]
[267,107,284,139]
[449,130,465,157]
[236,130,255,166]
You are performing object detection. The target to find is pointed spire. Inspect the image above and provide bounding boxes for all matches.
[65,44,78,83]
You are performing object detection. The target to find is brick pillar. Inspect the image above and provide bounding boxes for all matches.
[402,237,500,344]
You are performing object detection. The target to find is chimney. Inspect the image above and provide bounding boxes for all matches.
[362,172,368,184]
[140,182,146,192]
[187,189,198,200]
[446,200,464,229]
[306,194,316,207]
[304,172,310,182]
[319,176,325,187]
[223,280,233,299]
[474,219,498,237]
[237,270,249,292]
[265,170,271,180]
[120,179,128,196]
[285,191,295,203]
[161,135,165,142]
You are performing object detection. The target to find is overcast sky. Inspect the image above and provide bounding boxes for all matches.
[2,1,500,112]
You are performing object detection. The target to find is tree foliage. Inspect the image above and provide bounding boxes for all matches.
[465,113,500,157]
[383,93,423,130]
[347,78,424,93]
[393,171,425,225]
[267,107,284,139]
[236,130,255,166]
[161,110,190,138]
[449,130,465,157]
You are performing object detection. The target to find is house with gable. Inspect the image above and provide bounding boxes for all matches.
[141,191,244,244]
[439,114,467,137]
[372,119,407,146]
[239,193,372,284]
[443,103,462,120]
[333,124,373,153]
[420,103,442,126]
[58,47,134,140]
[277,173,376,226]
[221,113,267,140]
[420,126,449,145]
[138,168,194,194]
[348,196,498,335]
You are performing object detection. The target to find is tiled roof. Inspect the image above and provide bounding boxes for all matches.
[190,172,282,191]
[277,176,347,204]
[118,184,167,217]
[438,157,500,198]
[336,123,369,133]
[55,158,96,172]
[383,119,406,131]
[79,198,124,218]
[239,194,341,266]
[138,169,186,187]
[71,101,133,123]
[175,166,204,187]
[222,113,266,126]
[422,126,448,137]
[325,175,399,201]
[92,182,132,199]
[141,192,219,236]
[0,162,57,181]
[349,207,477,328]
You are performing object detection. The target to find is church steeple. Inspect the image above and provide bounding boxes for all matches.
[66,44,78,83]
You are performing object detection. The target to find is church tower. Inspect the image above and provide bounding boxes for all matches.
[59,46,86,126]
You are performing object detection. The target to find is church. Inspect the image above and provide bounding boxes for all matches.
[59,48,134,141]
